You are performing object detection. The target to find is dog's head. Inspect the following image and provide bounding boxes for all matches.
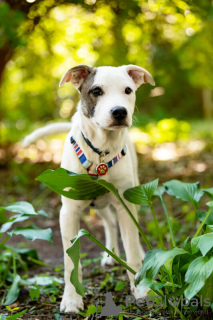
[59,64,155,130]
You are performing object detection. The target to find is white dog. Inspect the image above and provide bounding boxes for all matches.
[23,64,155,313]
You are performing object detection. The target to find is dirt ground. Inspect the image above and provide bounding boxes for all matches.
[0,142,213,319]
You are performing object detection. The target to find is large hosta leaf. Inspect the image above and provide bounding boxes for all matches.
[123,179,159,206]
[36,168,109,200]
[135,248,188,285]
[164,180,203,208]
[8,225,52,244]
[193,233,213,256]
[185,256,213,300]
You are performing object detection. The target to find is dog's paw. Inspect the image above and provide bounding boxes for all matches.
[101,253,118,267]
[131,284,149,299]
[60,295,83,313]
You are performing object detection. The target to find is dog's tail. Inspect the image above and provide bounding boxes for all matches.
[22,122,72,147]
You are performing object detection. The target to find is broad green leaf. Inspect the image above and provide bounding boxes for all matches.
[123,179,159,205]
[164,180,203,208]
[8,225,52,244]
[137,278,180,296]
[1,202,38,216]
[191,236,202,254]
[0,216,29,233]
[4,274,21,305]
[36,168,152,249]
[6,309,27,320]
[36,168,109,200]
[198,233,213,256]
[197,209,213,225]
[66,230,87,297]
[185,256,213,300]
[67,228,136,297]
[135,248,188,284]
[202,188,213,199]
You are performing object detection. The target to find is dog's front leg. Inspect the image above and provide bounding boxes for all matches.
[60,196,88,313]
[113,196,144,298]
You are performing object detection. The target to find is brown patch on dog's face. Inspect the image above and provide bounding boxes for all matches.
[79,69,99,118]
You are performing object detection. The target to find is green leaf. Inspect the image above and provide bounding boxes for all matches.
[0,216,29,233]
[185,256,213,300]
[29,286,40,300]
[66,230,87,297]
[137,278,179,296]
[6,309,27,320]
[197,209,213,225]
[67,229,136,297]
[4,274,21,305]
[198,233,213,256]
[135,248,188,285]
[123,179,159,206]
[36,168,152,249]
[136,278,164,295]
[152,186,166,198]
[207,201,213,207]
[7,225,52,244]
[115,281,126,291]
[36,168,109,200]
[202,188,213,199]
[164,180,203,208]
[191,236,202,254]
[1,202,38,216]
[27,275,63,286]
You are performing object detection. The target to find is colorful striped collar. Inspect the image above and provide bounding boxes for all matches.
[70,136,127,178]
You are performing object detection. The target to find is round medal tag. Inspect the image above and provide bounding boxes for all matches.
[96,163,108,176]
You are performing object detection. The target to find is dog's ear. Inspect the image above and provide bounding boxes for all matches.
[59,64,93,89]
[124,64,155,88]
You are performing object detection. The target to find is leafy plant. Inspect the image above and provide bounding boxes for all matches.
[0,202,53,306]
[37,168,213,319]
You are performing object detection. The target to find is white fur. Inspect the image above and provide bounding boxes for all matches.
[23,64,154,313]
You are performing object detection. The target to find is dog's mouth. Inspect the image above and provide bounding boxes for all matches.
[108,121,129,129]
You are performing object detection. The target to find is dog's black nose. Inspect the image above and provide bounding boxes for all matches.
[111,107,127,120]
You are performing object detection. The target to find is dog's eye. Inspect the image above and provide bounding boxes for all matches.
[92,87,103,97]
[125,87,132,94]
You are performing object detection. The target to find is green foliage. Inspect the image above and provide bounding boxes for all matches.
[123,179,158,206]
[164,180,203,208]
[0,201,53,306]
[39,168,213,317]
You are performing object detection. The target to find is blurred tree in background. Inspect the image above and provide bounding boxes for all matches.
[0,0,213,144]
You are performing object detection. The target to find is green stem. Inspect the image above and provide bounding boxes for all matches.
[86,233,136,275]
[160,196,176,248]
[12,251,17,276]
[0,234,10,248]
[104,186,153,250]
[193,206,213,238]
[149,202,165,250]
